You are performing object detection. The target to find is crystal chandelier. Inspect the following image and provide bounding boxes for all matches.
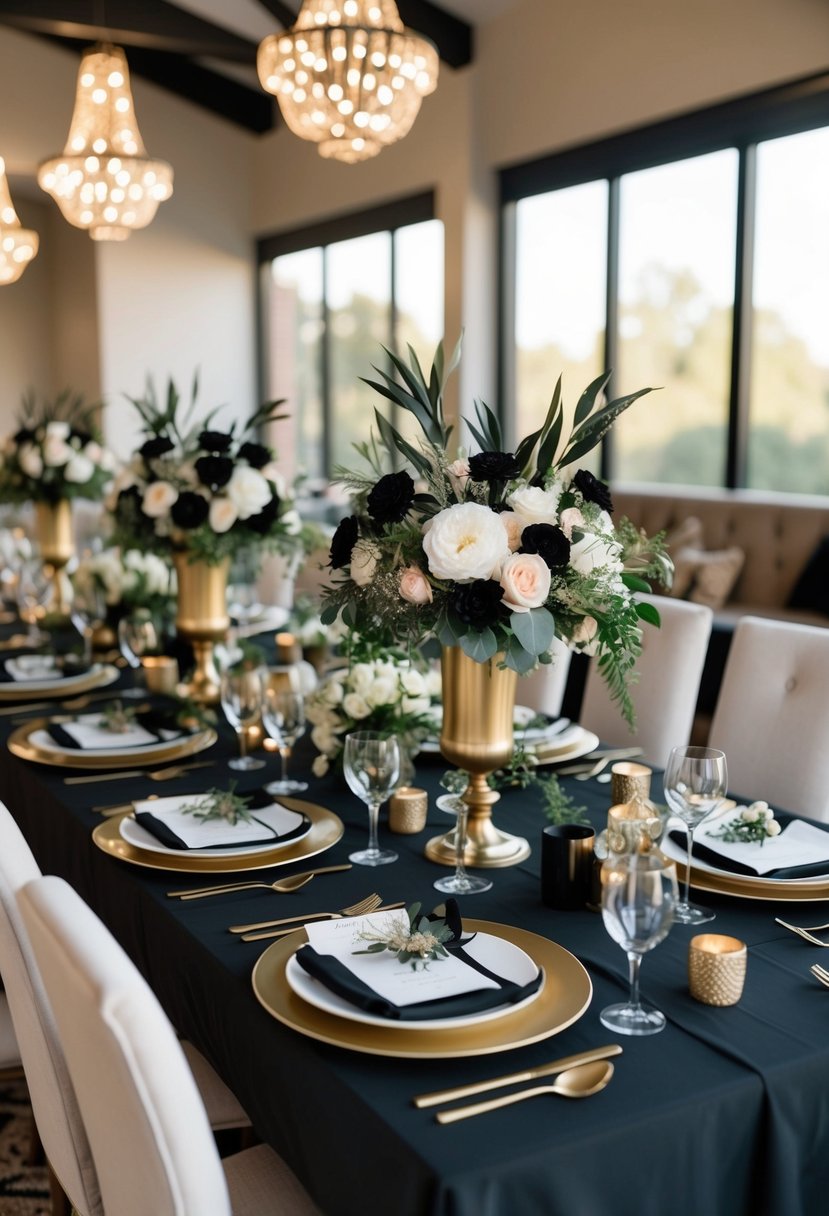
[257,0,439,163]
[38,44,173,241]
[0,159,38,284]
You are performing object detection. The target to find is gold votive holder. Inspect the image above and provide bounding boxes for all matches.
[606,800,663,855]
[275,632,302,665]
[688,934,747,1006]
[388,787,428,835]
[610,762,652,807]
[140,655,179,696]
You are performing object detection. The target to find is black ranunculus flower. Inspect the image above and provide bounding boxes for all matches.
[170,491,209,530]
[195,454,234,489]
[450,579,506,630]
[246,493,281,535]
[13,427,35,446]
[366,470,415,525]
[467,451,522,483]
[520,523,571,569]
[238,441,271,469]
[573,469,614,514]
[140,435,174,461]
[198,429,233,453]
[329,515,359,568]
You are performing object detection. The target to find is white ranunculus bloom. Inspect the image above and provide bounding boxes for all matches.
[209,496,238,534]
[766,819,782,836]
[365,677,398,709]
[18,444,43,479]
[42,435,72,467]
[508,484,562,527]
[343,692,372,720]
[226,465,272,520]
[142,480,179,518]
[422,502,510,582]
[350,539,380,587]
[569,532,623,575]
[349,663,376,697]
[45,420,70,441]
[402,695,431,716]
[64,453,95,484]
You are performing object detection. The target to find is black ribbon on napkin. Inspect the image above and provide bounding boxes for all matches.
[135,789,310,851]
[295,898,544,1022]
[669,814,829,880]
[45,707,184,751]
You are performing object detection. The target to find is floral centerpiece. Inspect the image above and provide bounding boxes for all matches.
[321,340,669,722]
[0,390,116,506]
[74,547,174,613]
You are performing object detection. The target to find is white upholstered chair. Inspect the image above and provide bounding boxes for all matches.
[0,993,20,1073]
[519,638,572,719]
[579,595,714,767]
[19,875,320,1216]
[708,616,829,820]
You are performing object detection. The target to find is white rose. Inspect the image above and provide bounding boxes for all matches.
[64,453,95,484]
[402,695,431,716]
[312,754,330,778]
[422,502,510,582]
[399,565,433,605]
[559,507,585,540]
[343,693,371,720]
[18,444,43,479]
[348,664,376,697]
[42,435,72,467]
[142,480,178,518]
[499,552,551,613]
[322,678,345,706]
[350,539,380,587]
[766,819,782,836]
[400,669,427,697]
[508,484,562,527]
[365,677,398,708]
[425,667,443,698]
[209,496,239,534]
[569,532,623,575]
[281,508,301,535]
[45,420,70,441]
[226,465,272,521]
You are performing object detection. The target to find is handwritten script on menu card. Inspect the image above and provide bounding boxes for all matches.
[303,914,500,1007]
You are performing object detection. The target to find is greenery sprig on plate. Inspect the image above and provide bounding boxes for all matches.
[98,700,138,734]
[180,784,254,826]
[708,802,781,845]
[353,902,454,971]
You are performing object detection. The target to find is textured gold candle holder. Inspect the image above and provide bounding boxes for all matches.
[606,800,663,855]
[141,655,179,696]
[610,762,652,807]
[389,787,428,835]
[688,934,747,1006]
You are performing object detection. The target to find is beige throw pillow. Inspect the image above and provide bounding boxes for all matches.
[671,546,746,610]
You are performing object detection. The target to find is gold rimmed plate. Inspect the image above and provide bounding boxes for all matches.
[252,919,592,1058]
[8,717,217,770]
[0,662,119,702]
[92,798,344,874]
[674,859,829,902]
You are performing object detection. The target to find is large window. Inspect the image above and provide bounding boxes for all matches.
[260,194,443,490]
[501,74,829,495]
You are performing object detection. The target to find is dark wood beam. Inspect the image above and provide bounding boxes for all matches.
[0,0,259,64]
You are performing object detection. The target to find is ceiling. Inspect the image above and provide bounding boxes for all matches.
[0,0,516,135]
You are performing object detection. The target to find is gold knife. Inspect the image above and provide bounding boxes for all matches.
[64,760,214,785]
[239,901,406,941]
[413,1043,622,1109]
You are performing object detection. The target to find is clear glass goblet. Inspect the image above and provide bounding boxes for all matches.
[117,609,161,698]
[262,688,308,795]
[600,850,676,1036]
[343,731,400,867]
[220,666,267,772]
[16,559,52,647]
[663,745,728,925]
[433,788,493,895]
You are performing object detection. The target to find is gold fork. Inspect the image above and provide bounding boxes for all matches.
[810,963,829,987]
[239,897,408,942]
[230,895,400,933]
[775,918,829,947]
[64,760,214,786]
[0,690,120,718]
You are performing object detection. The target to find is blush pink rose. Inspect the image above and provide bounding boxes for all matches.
[399,565,433,605]
[499,552,551,613]
[499,511,524,552]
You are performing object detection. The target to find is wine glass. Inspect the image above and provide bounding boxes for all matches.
[117,609,162,698]
[220,666,268,771]
[262,688,308,795]
[16,560,52,647]
[600,850,677,1036]
[343,732,400,867]
[434,783,492,895]
[663,745,728,925]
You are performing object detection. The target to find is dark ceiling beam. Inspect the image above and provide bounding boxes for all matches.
[254,0,297,29]
[42,34,276,134]
[0,0,259,64]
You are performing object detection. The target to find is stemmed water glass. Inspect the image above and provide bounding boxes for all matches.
[600,850,677,1036]
[262,688,308,795]
[434,780,492,895]
[663,745,728,925]
[343,732,400,867]
[117,609,161,698]
[220,666,267,772]
[16,559,52,647]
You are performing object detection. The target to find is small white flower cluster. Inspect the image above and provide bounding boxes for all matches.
[74,547,174,608]
[737,801,782,836]
[1,418,116,502]
[306,659,441,778]
[709,800,781,845]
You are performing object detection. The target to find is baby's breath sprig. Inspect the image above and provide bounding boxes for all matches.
[708,801,781,846]
[180,783,253,826]
[353,902,454,971]
[98,700,138,734]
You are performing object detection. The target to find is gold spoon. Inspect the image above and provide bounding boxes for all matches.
[435,1060,614,1123]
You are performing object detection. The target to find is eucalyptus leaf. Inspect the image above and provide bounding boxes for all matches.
[459,627,498,663]
[510,608,555,656]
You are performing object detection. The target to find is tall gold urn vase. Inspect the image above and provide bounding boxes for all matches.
[34,500,75,616]
[424,646,531,869]
[174,553,230,704]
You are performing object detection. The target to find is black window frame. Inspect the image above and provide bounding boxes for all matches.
[499,71,829,488]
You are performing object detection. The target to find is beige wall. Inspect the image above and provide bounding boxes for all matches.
[0,194,54,422]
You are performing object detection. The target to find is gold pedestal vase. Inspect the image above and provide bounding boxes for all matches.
[425,646,531,869]
[174,553,230,704]
[35,500,75,617]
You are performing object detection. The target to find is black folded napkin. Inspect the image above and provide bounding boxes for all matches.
[45,707,185,751]
[0,655,90,683]
[669,816,829,881]
[135,789,310,851]
[295,899,544,1022]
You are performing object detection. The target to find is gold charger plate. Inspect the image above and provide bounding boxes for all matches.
[92,798,344,874]
[676,859,829,902]
[8,718,217,770]
[0,662,119,702]
[251,919,592,1058]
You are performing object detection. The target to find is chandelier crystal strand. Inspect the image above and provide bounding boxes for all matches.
[0,159,39,284]
[257,0,438,163]
[38,44,173,241]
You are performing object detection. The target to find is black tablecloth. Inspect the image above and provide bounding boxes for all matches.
[1,683,828,1216]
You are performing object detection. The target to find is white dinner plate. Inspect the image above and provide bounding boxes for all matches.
[0,660,117,696]
[28,723,192,760]
[119,811,313,859]
[286,930,544,1031]
[661,821,829,887]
